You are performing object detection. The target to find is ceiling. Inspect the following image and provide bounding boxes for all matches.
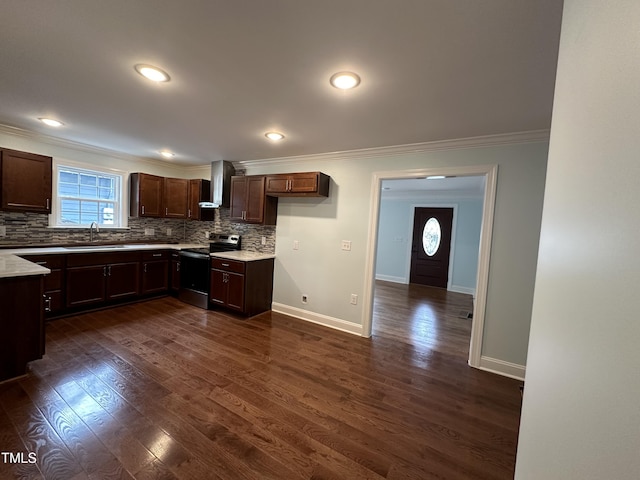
[0,1,563,166]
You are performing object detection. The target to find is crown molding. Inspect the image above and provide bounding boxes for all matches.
[0,123,206,173]
[234,129,550,169]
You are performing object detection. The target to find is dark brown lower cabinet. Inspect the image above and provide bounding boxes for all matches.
[0,275,44,381]
[141,250,169,294]
[209,257,274,316]
[170,252,181,293]
[19,254,66,317]
[66,252,140,308]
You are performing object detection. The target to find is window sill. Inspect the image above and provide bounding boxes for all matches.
[47,225,131,230]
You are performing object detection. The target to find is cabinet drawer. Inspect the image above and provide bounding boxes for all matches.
[142,250,169,261]
[210,258,245,274]
[66,251,141,267]
[21,254,65,269]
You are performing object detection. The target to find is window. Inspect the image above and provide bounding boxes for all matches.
[52,164,125,228]
[422,217,441,256]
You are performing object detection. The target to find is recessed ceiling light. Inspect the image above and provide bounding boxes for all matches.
[265,132,285,141]
[38,117,64,127]
[330,71,361,90]
[159,150,175,158]
[426,175,446,180]
[134,64,170,82]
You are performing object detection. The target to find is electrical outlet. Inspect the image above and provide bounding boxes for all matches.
[166,228,172,236]
[144,228,154,236]
[261,236,267,245]
[293,240,299,250]
[301,294,308,304]
[341,240,352,251]
[350,294,358,305]
[205,231,210,239]
[0,226,5,237]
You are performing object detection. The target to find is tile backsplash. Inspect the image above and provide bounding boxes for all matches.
[0,208,275,253]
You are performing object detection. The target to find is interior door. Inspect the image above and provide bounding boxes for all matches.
[409,207,454,288]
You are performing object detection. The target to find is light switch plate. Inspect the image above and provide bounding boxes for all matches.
[341,240,352,251]
[144,228,154,236]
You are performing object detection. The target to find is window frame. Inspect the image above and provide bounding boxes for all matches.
[50,160,128,229]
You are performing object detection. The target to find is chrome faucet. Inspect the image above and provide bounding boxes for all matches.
[89,221,99,242]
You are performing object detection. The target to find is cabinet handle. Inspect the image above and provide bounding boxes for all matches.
[108,265,112,276]
[35,261,47,266]
[46,198,50,209]
[152,253,162,257]
[142,205,145,215]
[103,266,107,276]
[221,263,229,267]
[144,264,147,273]
[43,294,51,312]
[165,207,168,215]
[176,262,180,272]
[188,209,191,218]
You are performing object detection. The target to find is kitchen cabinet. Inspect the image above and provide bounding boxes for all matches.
[130,173,164,217]
[0,274,45,381]
[66,251,140,308]
[230,175,277,225]
[170,251,181,293]
[20,254,66,317]
[141,250,169,294]
[265,172,330,197]
[164,177,189,218]
[188,178,214,221]
[0,148,52,213]
[209,257,274,316]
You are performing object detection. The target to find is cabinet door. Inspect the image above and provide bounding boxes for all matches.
[66,265,106,307]
[245,176,266,223]
[170,257,181,292]
[1,149,52,213]
[106,262,140,299]
[164,178,188,218]
[226,272,245,312]
[142,260,169,294]
[138,173,164,217]
[289,173,320,193]
[188,179,212,220]
[209,269,227,305]
[265,175,289,194]
[229,176,247,221]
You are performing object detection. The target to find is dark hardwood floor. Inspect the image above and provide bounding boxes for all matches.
[0,281,523,479]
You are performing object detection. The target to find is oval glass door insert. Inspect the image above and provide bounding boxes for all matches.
[422,217,441,256]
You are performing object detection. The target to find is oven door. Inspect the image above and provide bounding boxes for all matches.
[178,251,210,308]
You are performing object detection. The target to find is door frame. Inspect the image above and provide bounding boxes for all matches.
[361,164,498,369]
[406,204,458,290]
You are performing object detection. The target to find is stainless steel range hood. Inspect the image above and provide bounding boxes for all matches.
[199,160,235,208]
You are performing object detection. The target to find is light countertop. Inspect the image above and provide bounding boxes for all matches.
[0,255,50,279]
[0,243,275,278]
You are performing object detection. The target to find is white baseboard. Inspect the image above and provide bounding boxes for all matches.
[449,284,476,296]
[477,356,526,381]
[374,274,407,284]
[271,303,363,336]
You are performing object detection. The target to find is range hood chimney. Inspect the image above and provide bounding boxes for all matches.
[199,160,235,208]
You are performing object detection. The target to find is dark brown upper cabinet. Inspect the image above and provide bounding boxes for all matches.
[265,172,330,197]
[0,148,52,213]
[163,177,189,219]
[188,178,214,221]
[130,172,164,217]
[230,175,277,225]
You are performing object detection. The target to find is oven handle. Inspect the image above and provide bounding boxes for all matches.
[179,251,210,260]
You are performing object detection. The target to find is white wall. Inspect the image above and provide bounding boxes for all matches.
[515,1,640,478]
[244,139,547,367]
[375,196,483,294]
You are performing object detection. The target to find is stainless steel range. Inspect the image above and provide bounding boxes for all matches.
[178,234,241,308]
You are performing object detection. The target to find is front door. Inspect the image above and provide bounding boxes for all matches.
[409,207,454,288]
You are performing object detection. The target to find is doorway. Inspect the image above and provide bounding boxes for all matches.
[410,207,454,288]
[361,165,498,369]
